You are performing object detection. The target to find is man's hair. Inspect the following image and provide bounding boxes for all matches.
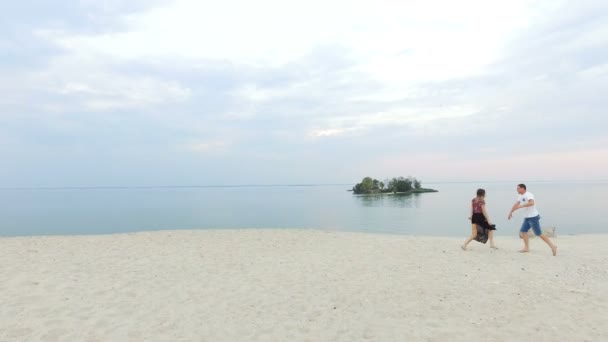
[518,183,527,190]
[476,188,485,197]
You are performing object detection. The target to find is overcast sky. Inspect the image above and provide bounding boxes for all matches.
[1,0,607,187]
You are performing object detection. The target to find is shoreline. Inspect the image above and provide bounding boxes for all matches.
[2,229,606,341]
[1,226,604,239]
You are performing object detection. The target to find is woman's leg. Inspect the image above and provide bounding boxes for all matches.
[462,224,478,250]
[488,230,497,248]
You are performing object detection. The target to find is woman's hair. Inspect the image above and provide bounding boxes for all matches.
[476,188,486,197]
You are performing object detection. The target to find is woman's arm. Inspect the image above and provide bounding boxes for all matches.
[468,202,473,220]
[482,204,491,225]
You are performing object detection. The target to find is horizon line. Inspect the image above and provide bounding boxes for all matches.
[1,179,607,190]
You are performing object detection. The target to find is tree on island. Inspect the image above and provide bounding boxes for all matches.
[351,177,385,194]
[352,176,431,194]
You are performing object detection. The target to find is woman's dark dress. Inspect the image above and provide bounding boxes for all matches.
[471,198,496,243]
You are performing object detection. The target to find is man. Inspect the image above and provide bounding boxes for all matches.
[508,184,557,256]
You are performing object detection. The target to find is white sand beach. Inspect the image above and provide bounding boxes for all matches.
[1,229,607,341]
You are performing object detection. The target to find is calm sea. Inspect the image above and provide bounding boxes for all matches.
[1,181,606,237]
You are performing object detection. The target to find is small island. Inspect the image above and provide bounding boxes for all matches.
[350,176,438,195]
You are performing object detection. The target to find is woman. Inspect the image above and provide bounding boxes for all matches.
[462,188,497,250]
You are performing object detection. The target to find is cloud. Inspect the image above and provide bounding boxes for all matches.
[1,0,607,185]
[181,140,230,155]
[309,128,361,138]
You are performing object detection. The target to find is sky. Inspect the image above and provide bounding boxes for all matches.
[1,0,607,187]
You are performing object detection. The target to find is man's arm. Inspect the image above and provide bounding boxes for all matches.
[508,199,535,219]
[508,201,520,220]
[519,199,534,208]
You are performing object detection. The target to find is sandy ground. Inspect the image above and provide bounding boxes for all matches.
[1,229,607,341]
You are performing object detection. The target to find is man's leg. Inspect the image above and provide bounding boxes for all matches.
[531,217,557,256]
[520,232,530,252]
[530,218,557,256]
[539,234,557,256]
[520,219,530,252]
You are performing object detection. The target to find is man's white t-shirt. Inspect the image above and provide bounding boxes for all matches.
[518,191,540,218]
